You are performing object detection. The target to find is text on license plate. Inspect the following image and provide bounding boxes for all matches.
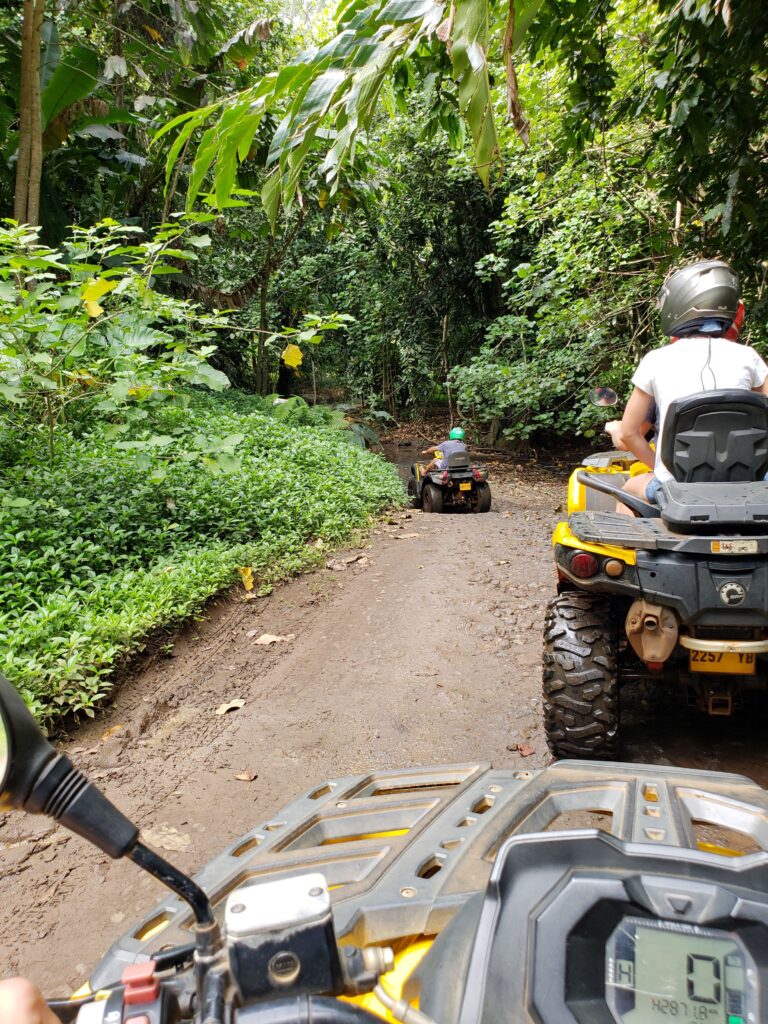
[711,540,758,554]
[689,650,756,675]
[459,482,472,491]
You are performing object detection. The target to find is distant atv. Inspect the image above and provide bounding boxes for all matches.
[544,388,768,760]
[408,450,491,513]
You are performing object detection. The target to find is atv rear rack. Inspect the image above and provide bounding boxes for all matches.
[90,761,768,990]
[569,511,768,554]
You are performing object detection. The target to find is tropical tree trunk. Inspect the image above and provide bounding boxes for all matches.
[14,0,45,225]
[255,236,274,394]
[256,273,272,394]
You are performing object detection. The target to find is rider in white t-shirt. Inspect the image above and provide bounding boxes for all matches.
[618,261,768,513]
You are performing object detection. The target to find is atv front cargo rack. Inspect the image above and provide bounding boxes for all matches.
[569,511,768,554]
[90,761,768,989]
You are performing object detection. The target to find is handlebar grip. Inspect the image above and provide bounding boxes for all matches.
[73,1002,108,1024]
[72,983,178,1024]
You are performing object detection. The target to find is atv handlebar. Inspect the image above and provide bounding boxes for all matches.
[575,471,661,519]
[68,985,384,1024]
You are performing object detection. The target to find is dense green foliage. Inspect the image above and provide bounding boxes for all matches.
[0,218,228,442]
[0,0,285,235]
[222,0,764,443]
[0,392,402,723]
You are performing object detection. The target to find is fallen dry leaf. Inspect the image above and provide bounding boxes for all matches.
[394,532,420,539]
[313,538,325,549]
[516,743,536,757]
[326,553,370,571]
[236,565,254,591]
[252,633,296,646]
[166,497,176,511]
[100,723,125,742]
[215,699,245,715]
[234,771,258,782]
[142,825,191,852]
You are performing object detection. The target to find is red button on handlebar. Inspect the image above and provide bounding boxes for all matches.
[121,960,160,1005]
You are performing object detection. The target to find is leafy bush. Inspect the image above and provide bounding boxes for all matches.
[0,394,404,723]
[0,218,229,447]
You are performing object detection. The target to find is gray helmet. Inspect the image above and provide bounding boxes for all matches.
[656,260,740,337]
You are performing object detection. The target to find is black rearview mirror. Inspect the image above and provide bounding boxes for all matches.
[0,673,216,930]
[590,386,618,408]
[0,673,138,857]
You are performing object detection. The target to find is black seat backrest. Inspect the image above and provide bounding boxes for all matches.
[447,450,471,470]
[661,389,768,483]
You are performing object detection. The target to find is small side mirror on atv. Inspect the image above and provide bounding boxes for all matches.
[0,672,139,858]
[589,386,618,408]
[0,672,219,951]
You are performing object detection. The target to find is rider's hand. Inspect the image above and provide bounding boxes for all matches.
[0,978,61,1024]
[604,420,628,451]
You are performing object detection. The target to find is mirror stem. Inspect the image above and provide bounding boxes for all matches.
[129,841,215,926]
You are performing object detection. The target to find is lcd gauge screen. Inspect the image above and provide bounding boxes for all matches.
[605,917,756,1023]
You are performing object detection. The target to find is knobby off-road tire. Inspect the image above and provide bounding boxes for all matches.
[473,483,492,513]
[543,593,619,760]
[423,484,443,514]
[407,477,423,509]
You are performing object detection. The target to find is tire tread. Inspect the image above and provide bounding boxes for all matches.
[543,592,619,759]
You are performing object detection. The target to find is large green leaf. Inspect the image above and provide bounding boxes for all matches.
[451,0,499,187]
[39,20,61,94]
[512,0,546,50]
[169,0,552,222]
[41,45,99,130]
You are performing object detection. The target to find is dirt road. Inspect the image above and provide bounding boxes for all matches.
[1,453,559,992]
[3,450,768,994]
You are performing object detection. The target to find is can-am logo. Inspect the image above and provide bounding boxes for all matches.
[719,581,746,606]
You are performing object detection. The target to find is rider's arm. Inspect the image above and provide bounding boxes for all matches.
[420,445,437,456]
[620,387,657,469]
[0,978,61,1024]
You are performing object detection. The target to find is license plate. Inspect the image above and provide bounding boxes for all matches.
[711,540,758,554]
[689,650,756,675]
[459,482,472,491]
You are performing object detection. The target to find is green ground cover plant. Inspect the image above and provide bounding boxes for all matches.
[0,392,404,724]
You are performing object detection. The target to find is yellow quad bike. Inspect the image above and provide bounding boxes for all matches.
[408,452,491,514]
[544,387,768,760]
[3,670,768,1024]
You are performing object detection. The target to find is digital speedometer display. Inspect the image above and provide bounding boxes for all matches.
[605,917,756,1023]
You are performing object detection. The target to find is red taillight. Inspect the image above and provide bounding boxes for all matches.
[570,551,599,578]
[472,468,483,481]
[440,470,450,484]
